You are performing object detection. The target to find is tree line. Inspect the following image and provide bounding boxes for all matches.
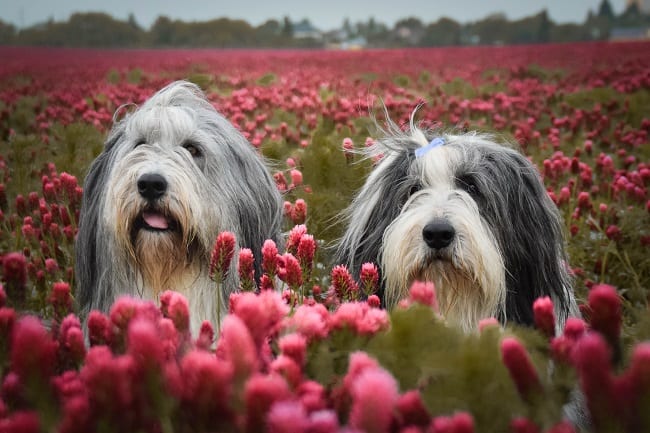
[0,0,648,48]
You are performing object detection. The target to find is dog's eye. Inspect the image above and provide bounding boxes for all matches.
[134,138,147,147]
[408,184,421,197]
[183,142,202,158]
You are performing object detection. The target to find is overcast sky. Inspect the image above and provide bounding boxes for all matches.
[1,0,626,30]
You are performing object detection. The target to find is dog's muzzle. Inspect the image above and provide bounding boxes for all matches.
[138,173,168,201]
[422,219,455,250]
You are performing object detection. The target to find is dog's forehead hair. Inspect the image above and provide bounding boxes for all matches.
[126,104,203,147]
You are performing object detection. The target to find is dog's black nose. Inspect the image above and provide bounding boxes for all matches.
[137,173,167,200]
[422,220,455,249]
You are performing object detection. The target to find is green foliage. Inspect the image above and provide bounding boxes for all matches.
[256,73,277,87]
[293,121,371,244]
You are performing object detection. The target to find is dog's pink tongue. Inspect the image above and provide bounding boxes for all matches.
[143,212,169,230]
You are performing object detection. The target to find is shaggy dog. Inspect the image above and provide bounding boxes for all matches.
[76,81,282,331]
[335,118,579,333]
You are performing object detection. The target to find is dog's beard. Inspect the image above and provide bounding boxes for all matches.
[112,197,203,296]
[133,227,200,295]
[382,206,506,332]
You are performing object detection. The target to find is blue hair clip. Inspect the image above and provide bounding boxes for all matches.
[415,137,445,158]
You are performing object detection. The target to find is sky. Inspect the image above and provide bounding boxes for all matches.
[0,0,627,30]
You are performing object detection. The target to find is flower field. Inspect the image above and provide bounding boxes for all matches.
[0,42,649,432]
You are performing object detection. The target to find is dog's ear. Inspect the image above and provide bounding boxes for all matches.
[497,151,573,326]
[334,150,417,299]
[229,146,284,281]
[75,124,123,317]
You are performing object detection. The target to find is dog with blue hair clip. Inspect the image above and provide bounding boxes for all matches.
[335,114,580,333]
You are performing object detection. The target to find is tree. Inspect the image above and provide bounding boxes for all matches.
[420,17,461,46]
[597,0,615,21]
[281,16,293,38]
[0,19,16,44]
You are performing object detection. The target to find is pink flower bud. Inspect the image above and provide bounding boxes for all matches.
[209,231,236,280]
[532,296,555,338]
[360,262,379,296]
[11,316,57,382]
[510,417,540,433]
[501,337,542,401]
[290,169,303,187]
[262,239,279,277]
[297,234,316,271]
[587,284,621,347]
[2,252,27,295]
[330,265,358,300]
[279,333,307,366]
[195,320,214,351]
[87,310,112,346]
[245,374,292,432]
[478,317,500,332]
[349,367,399,433]
[180,350,233,419]
[292,199,307,225]
[278,253,303,289]
[286,224,307,254]
[267,400,309,433]
[159,290,190,333]
[367,294,381,308]
[216,315,258,381]
[408,281,438,311]
[395,390,430,428]
[238,248,256,291]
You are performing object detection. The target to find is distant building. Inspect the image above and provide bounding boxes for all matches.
[610,26,650,40]
[292,19,322,40]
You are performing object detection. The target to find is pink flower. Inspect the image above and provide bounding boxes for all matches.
[285,303,329,340]
[532,296,555,338]
[231,290,289,347]
[270,354,302,388]
[50,281,73,319]
[430,412,475,433]
[277,252,303,289]
[587,284,621,350]
[209,231,236,280]
[571,333,616,428]
[478,317,500,332]
[360,262,379,296]
[216,315,259,382]
[408,281,438,311]
[297,234,316,271]
[127,318,166,370]
[349,367,399,433]
[395,390,430,428]
[292,199,307,224]
[330,265,358,300]
[267,400,309,433]
[286,224,307,254]
[307,410,339,433]
[367,294,381,308]
[2,252,27,294]
[238,248,256,292]
[244,374,292,433]
[195,320,214,351]
[509,417,540,433]
[180,350,233,418]
[290,169,303,187]
[159,290,190,333]
[11,316,57,382]
[262,239,279,277]
[501,337,542,401]
[87,310,112,347]
[279,333,307,366]
[0,411,40,433]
